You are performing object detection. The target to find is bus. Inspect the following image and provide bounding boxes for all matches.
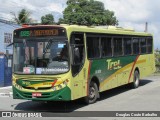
[12,25,155,104]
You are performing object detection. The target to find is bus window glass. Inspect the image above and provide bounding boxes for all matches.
[13,40,69,74]
[87,37,100,59]
[38,42,44,58]
[124,38,132,55]
[133,38,139,54]
[140,38,147,54]
[101,37,112,57]
[113,38,123,56]
[70,33,85,76]
[147,37,153,53]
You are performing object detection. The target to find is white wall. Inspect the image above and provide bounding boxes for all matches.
[0,22,20,54]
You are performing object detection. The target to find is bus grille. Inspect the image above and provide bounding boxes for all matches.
[22,86,52,90]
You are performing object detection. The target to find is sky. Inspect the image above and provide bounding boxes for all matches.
[0,0,160,49]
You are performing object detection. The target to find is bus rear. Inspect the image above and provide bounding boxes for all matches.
[12,26,72,101]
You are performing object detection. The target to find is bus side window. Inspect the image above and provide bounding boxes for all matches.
[70,33,85,76]
[101,37,112,57]
[124,38,132,55]
[87,37,100,59]
[113,37,123,56]
[133,38,140,54]
[140,38,147,54]
[147,37,153,53]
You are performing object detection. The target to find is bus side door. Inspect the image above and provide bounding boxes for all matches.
[70,33,86,99]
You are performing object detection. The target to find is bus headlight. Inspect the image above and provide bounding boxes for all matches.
[52,79,69,91]
[58,85,62,89]
[52,87,56,91]
[63,81,67,86]
[14,83,23,90]
[63,79,69,86]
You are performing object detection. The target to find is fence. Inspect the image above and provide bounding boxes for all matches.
[0,54,12,87]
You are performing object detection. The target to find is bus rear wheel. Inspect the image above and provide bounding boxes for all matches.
[131,70,140,88]
[84,81,99,104]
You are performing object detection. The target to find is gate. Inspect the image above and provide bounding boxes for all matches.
[0,54,12,87]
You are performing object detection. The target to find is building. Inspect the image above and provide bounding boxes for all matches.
[0,19,20,54]
[0,19,20,87]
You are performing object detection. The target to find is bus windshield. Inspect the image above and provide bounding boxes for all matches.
[13,39,69,75]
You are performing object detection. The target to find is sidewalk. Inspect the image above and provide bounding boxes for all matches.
[0,86,12,97]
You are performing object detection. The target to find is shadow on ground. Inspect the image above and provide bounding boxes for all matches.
[99,79,152,101]
[14,79,152,112]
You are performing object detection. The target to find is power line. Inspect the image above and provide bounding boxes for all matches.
[0,18,20,28]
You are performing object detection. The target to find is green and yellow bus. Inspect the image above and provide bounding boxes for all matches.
[12,25,155,104]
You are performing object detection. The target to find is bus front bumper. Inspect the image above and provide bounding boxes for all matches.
[12,86,71,101]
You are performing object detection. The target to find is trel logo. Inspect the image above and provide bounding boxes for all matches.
[107,59,122,70]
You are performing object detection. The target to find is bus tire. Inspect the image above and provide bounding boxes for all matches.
[131,70,140,88]
[84,81,99,104]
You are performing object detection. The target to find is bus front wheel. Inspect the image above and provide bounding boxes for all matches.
[131,70,140,88]
[84,81,99,104]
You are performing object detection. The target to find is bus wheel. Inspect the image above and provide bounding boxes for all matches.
[84,81,99,104]
[131,70,140,88]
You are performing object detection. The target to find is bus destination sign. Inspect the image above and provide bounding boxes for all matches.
[14,27,66,38]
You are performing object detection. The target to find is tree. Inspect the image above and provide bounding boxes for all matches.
[41,14,54,25]
[59,0,118,25]
[155,49,160,72]
[11,9,32,24]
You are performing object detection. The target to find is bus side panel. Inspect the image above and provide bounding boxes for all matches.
[134,54,155,80]
[70,59,91,100]
[89,56,137,92]
[96,54,155,92]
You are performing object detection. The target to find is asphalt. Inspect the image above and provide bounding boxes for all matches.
[0,74,160,120]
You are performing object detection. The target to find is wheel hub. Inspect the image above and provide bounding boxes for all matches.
[89,87,95,99]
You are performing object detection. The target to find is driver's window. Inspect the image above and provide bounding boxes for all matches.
[70,33,85,76]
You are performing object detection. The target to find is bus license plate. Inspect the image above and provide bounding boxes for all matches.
[32,93,42,97]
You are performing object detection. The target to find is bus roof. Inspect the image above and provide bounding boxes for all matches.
[16,24,152,37]
[62,24,152,37]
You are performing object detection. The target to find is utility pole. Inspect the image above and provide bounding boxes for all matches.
[144,22,148,32]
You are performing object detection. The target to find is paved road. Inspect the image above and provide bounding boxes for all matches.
[0,74,160,120]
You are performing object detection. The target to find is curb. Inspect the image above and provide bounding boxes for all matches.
[0,86,12,90]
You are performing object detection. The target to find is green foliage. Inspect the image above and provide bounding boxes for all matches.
[41,14,54,25]
[155,52,160,72]
[18,9,31,24]
[155,49,160,67]
[11,9,32,24]
[59,0,118,25]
